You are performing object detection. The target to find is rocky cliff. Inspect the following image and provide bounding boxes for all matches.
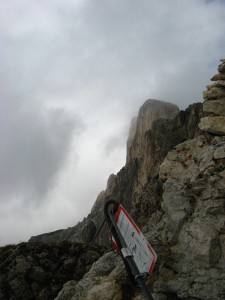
[2,59,225,300]
[30,99,200,246]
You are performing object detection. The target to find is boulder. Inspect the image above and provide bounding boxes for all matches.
[211,73,225,81]
[56,250,149,300]
[198,116,225,135]
[203,99,225,116]
[203,87,225,100]
[55,252,134,300]
[0,241,104,300]
[218,61,225,73]
[207,80,225,89]
[214,142,225,159]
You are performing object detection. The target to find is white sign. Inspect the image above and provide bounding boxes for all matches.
[114,205,157,274]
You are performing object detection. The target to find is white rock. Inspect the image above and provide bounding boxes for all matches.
[214,145,225,159]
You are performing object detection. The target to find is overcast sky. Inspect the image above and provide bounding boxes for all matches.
[1,0,225,246]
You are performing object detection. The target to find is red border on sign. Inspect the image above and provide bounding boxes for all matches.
[115,205,140,234]
[115,204,157,274]
[147,244,156,273]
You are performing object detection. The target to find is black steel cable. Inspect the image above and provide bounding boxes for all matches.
[81,217,106,263]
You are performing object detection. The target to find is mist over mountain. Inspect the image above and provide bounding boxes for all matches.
[1,0,225,246]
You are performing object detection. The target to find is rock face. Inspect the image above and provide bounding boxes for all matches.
[158,134,225,299]
[126,99,180,163]
[199,59,225,135]
[125,100,180,206]
[0,241,104,300]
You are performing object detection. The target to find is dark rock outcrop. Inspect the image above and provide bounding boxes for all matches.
[30,219,97,245]
[0,241,104,300]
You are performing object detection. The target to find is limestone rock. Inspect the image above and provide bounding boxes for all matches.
[203,98,225,116]
[157,134,225,299]
[124,101,202,210]
[54,281,78,300]
[218,61,225,73]
[200,59,225,136]
[106,173,117,194]
[127,99,179,163]
[214,142,225,159]
[203,87,225,100]
[55,252,133,300]
[198,116,225,135]
[211,73,225,81]
[55,251,150,300]
[127,117,137,158]
[207,80,225,89]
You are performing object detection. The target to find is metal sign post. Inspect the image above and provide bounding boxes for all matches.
[104,199,155,300]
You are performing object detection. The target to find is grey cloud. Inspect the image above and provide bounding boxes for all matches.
[0,105,83,203]
[102,126,129,157]
[0,0,225,245]
[2,0,224,112]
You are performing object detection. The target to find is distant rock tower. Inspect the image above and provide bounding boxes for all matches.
[199,59,225,135]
